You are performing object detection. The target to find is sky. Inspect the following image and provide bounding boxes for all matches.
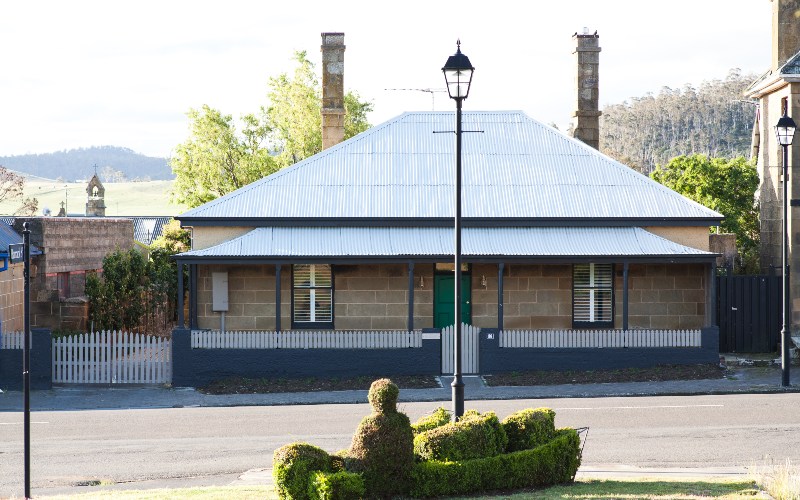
[0,0,773,159]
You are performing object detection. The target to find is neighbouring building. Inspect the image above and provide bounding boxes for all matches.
[745,0,800,328]
[13,217,133,331]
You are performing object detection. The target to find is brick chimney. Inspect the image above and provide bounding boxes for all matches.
[321,32,346,150]
[571,28,601,150]
[772,0,800,71]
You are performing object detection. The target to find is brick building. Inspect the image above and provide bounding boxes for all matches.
[13,217,133,331]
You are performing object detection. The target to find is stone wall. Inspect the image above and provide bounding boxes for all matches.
[622,263,707,329]
[195,262,708,331]
[0,262,24,333]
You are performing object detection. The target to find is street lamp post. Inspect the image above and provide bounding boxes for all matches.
[442,40,474,420]
[776,112,796,388]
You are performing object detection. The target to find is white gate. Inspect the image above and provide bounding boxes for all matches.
[441,323,480,375]
[52,331,171,384]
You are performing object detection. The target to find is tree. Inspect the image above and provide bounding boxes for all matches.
[86,249,149,331]
[265,51,373,168]
[149,220,191,325]
[170,51,373,208]
[651,154,760,273]
[169,106,277,208]
[601,69,757,174]
[0,166,38,215]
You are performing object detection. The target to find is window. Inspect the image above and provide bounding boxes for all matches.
[57,272,70,300]
[292,264,333,328]
[572,263,613,328]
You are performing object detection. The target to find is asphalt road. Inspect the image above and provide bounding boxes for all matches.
[1,392,798,497]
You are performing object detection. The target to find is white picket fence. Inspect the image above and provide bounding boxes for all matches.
[441,323,481,375]
[1,331,28,349]
[191,329,423,349]
[52,331,171,384]
[500,329,702,348]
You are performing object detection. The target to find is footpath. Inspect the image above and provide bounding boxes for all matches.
[0,359,797,412]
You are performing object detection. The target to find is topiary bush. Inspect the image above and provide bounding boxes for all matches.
[410,428,582,498]
[308,470,365,500]
[411,406,451,435]
[273,442,333,500]
[413,410,508,462]
[346,378,414,497]
[502,407,556,452]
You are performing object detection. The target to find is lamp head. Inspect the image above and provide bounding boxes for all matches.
[775,113,797,146]
[442,40,474,100]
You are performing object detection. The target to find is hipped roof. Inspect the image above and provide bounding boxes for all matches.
[177,111,721,227]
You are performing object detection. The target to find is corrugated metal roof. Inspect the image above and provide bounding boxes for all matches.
[0,223,42,257]
[129,216,172,245]
[178,226,713,259]
[178,111,721,222]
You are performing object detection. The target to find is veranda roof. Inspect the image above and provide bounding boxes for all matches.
[176,226,716,264]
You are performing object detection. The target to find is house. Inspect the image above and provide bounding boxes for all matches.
[169,33,721,383]
[745,0,800,330]
[173,109,721,376]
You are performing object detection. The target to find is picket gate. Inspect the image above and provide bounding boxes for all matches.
[441,323,480,375]
[52,331,171,384]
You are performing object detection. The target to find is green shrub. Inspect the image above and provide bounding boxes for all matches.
[414,411,508,462]
[411,406,451,435]
[410,429,582,498]
[346,379,414,497]
[273,442,333,500]
[367,378,399,414]
[502,407,556,452]
[308,470,365,500]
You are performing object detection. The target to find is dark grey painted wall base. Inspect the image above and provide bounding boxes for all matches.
[0,329,52,391]
[172,327,721,387]
[480,327,720,373]
[171,329,441,387]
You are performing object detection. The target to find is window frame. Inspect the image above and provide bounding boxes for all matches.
[291,264,334,330]
[571,263,614,329]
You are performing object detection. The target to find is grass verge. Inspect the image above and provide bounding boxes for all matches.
[37,478,766,499]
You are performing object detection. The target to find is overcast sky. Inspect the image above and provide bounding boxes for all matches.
[0,0,773,159]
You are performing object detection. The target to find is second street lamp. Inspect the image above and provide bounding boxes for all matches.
[442,40,474,420]
[776,112,796,388]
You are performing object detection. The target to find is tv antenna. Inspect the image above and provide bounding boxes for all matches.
[385,88,447,110]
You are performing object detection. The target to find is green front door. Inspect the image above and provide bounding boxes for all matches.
[434,273,471,328]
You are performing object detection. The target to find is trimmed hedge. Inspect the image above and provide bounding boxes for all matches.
[309,470,365,500]
[410,429,582,498]
[414,411,508,462]
[502,407,556,452]
[411,406,451,435]
[273,442,333,500]
[346,379,414,497]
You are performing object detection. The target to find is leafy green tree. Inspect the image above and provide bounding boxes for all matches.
[169,106,277,208]
[171,51,373,208]
[86,249,149,331]
[265,51,373,168]
[149,219,191,324]
[651,154,760,273]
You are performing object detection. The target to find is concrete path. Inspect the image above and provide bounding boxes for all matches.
[0,365,795,412]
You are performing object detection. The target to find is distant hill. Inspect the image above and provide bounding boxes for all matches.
[0,146,172,181]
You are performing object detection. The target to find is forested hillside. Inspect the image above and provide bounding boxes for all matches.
[600,69,757,173]
[0,146,171,181]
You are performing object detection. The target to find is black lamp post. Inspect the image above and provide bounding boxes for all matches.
[776,112,796,388]
[442,40,474,420]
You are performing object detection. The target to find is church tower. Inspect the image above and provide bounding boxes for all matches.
[85,173,106,217]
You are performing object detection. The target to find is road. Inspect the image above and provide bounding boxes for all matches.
[1,392,798,497]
